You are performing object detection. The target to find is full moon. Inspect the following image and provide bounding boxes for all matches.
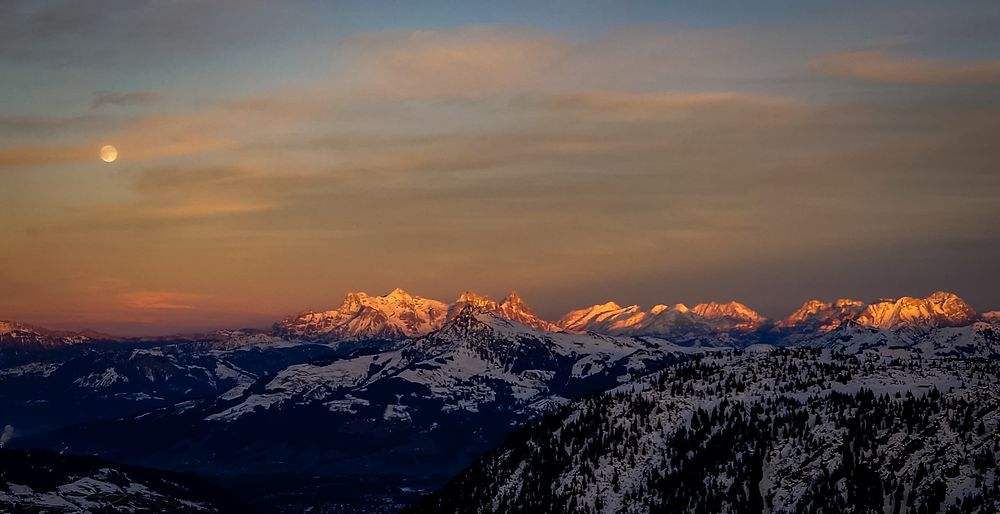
[99,145,118,163]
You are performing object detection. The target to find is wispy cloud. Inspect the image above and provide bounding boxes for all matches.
[120,291,203,311]
[92,90,161,108]
[0,143,93,167]
[813,50,1000,85]
[2,19,999,331]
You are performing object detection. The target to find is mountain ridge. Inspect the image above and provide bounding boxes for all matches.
[3,290,993,346]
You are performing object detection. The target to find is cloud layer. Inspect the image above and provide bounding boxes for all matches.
[1,4,998,334]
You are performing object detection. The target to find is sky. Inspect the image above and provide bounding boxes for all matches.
[1,0,999,335]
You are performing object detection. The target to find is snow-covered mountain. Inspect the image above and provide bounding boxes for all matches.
[689,300,767,331]
[274,288,449,341]
[17,305,707,491]
[854,291,978,330]
[789,318,1000,358]
[776,298,865,331]
[3,288,997,513]
[0,320,102,351]
[560,291,988,341]
[771,292,996,357]
[557,302,649,334]
[0,448,243,512]
[204,304,696,425]
[407,348,1000,514]
[557,300,766,341]
[273,288,562,341]
[447,290,562,332]
[777,292,979,333]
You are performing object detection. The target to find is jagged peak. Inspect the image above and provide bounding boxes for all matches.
[855,291,976,330]
[927,290,965,304]
[385,287,413,298]
[650,304,670,315]
[777,297,865,331]
[593,301,624,311]
[556,301,641,333]
[277,288,449,340]
[455,290,497,307]
[691,301,765,321]
[500,291,538,315]
[501,290,524,305]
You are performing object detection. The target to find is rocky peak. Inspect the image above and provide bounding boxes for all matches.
[445,291,559,332]
[690,301,767,331]
[556,302,647,334]
[650,304,670,315]
[453,291,498,310]
[778,298,864,331]
[276,289,448,340]
[855,291,976,330]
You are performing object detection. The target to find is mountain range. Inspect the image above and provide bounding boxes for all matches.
[5,290,994,349]
[271,289,995,343]
[1,289,998,513]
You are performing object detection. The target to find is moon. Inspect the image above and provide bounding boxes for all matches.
[99,145,118,163]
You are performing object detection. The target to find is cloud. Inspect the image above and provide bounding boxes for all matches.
[3,22,1000,333]
[343,27,572,97]
[120,291,203,311]
[525,91,799,122]
[92,90,161,108]
[0,143,93,167]
[0,0,294,68]
[813,50,1000,85]
[0,114,112,137]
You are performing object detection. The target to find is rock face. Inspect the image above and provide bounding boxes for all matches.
[275,288,449,341]
[854,291,977,330]
[447,291,561,332]
[557,300,767,339]
[557,302,649,334]
[276,289,561,340]
[777,292,979,332]
[777,298,866,332]
[689,301,767,331]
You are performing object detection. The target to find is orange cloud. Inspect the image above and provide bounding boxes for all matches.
[813,50,1000,85]
[529,91,799,122]
[120,291,204,311]
[0,144,92,167]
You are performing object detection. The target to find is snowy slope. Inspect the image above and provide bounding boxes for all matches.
[0,448,241,513]
[558,302,649,334]
[776,298,865,332]
[205,306,702,423]
[408,348,1000,514]
[0,320,100,351]
[788,319,1000,358]
[448,291,562,332]
[557,300,765,343]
